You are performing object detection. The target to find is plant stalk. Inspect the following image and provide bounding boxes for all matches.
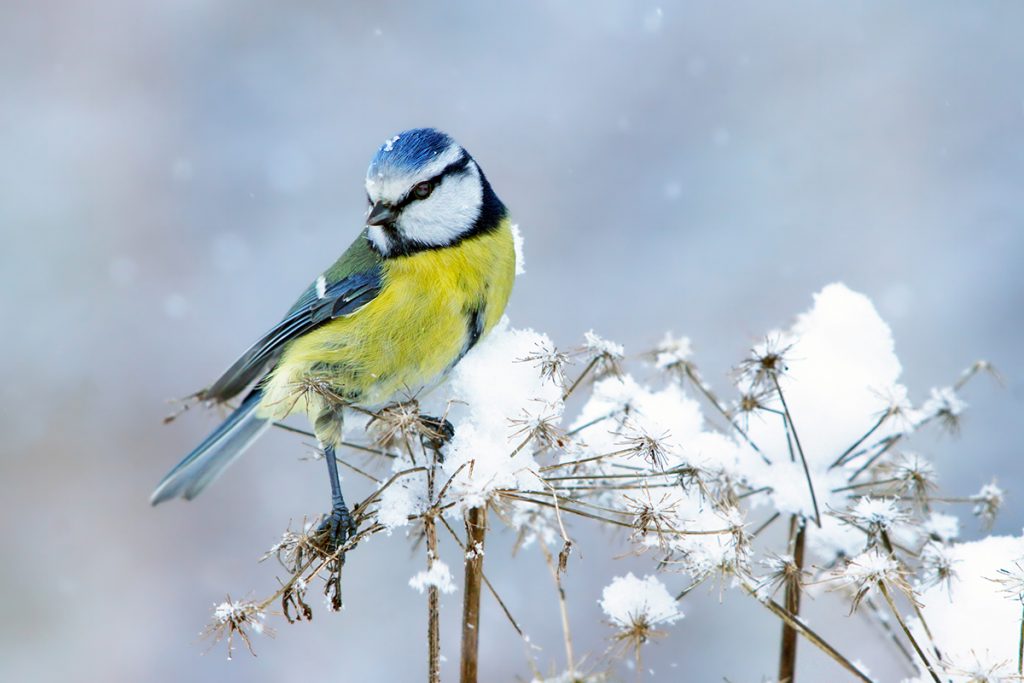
[460,505,487,683]
[778,516,806,683]
[742,583,875,682]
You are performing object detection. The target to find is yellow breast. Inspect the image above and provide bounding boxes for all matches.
[258,219,516,420]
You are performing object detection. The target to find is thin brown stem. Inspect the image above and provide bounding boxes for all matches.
[878,583,941,683]
[771,374,821,526]
[562,357,599,400]
[742,582,875,682]
[778,516,806,683]
[683,364,770,463]
[829,410,890,470]
[539,537,576,678]
[861,596,916,668]
[426,453,441,683]
[439,516,523,637]
[460,505,487,683]
[751,511,782,539]
[1018,604,1023,675]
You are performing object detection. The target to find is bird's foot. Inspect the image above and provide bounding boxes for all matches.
[419,415,455,453]
[315,502,358,554]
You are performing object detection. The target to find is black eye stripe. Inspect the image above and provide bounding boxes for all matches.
[392,152,472,211]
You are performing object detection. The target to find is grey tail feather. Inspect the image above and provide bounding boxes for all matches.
[151,390,270,505]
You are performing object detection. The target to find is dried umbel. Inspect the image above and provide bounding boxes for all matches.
[831,549,916,614]
[202,597,270,659]
[599,573,682,662]
[972,481,1005,530]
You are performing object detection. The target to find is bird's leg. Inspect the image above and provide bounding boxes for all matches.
[317,444,357,551]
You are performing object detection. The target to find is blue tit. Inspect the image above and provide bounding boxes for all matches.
[151,128,517,546]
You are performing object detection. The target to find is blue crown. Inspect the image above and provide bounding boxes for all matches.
[367,128,459,178]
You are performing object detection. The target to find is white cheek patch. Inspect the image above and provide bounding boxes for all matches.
[365,143,465,205]
[397,163,483,247]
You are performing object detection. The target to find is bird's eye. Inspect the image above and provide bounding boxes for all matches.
[412,181,434,200]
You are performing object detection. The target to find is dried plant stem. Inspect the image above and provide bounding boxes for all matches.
[426,452,441,683]
[742,583,875,683]
[777,516,806,683]
[426,515,441,683]
[562,357,599,400]
[847,435,902,482]
[862,596,916,668]
[877,583,941,683]
[880,530,943,663]
[771,374,821,527]
[683,364,769,463]
[539,537,576,677]
[751,511,782,539]
[460,505,487,683]
[829,410,890,469]
[1018,604,1023,675]
[439,516,524,637]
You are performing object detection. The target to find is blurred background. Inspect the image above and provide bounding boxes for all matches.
[2,2,1022,681]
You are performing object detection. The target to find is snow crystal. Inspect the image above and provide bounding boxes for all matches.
[583,330,624,360]
[599,573,682,628]
[409,559,457,594]
[653,332,692,371]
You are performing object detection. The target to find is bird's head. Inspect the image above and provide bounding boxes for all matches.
[364,128,500,256]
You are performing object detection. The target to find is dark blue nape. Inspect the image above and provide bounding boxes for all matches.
[367,128,458,177]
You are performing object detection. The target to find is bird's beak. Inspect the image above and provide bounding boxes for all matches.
[367,201,397,226]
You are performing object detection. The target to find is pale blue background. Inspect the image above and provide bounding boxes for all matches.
[2,2,1022,681]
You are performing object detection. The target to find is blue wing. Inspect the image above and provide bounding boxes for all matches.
[200,265,382,402]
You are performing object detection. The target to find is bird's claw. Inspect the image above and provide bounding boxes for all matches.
[316,503,357,554]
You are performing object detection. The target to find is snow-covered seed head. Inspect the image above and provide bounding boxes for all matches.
[919,542,958,596]
[651,332,693,376]
[262,519,328,573]
[581,330,625,379]
[884,452,937,507]
[521,341,570,387]
[990,558,1024,605]
[736,335,793,391]
[509,405,566,451]
[840,497,907,543]
[599,573,682,658]
[757,552,807,600]
[922,386,967,435]
[624,489,681,549]
[202,597,269,659]
[971,480,1004,530]
[921,511,960,544]
[618,422,672,470]
[944,653,1018,683]
[832,549,916,613]
[733,387,774,430]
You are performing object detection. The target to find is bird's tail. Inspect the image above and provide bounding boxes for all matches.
[150,390,270,505]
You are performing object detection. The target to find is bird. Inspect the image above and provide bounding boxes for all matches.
[151,128,517,548]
